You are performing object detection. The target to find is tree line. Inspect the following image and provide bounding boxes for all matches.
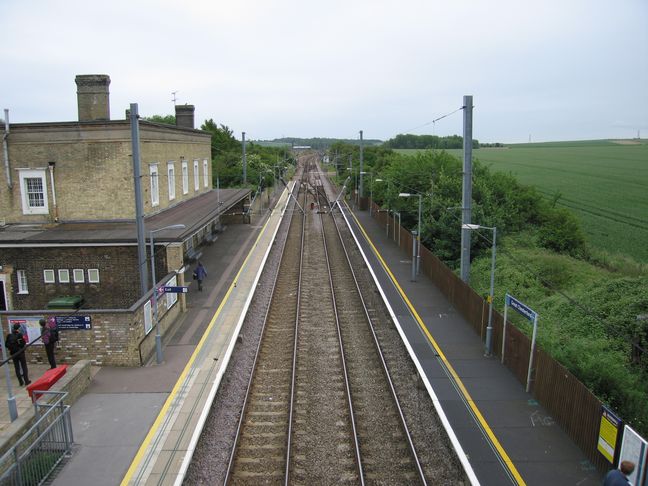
[383,133,480,149]
[327,142,648,436]
[255,137,383,150]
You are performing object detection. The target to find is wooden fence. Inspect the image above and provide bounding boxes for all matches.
[370,201,610,472]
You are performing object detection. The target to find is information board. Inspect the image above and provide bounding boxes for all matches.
[619,425,648,486]
[7,316,43,346]
[598,406,622,463]
[55,315,92,330]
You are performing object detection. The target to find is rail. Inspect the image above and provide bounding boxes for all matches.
[224,169,305,484]
[284,173,306,485]
[315,178,365,485]
[327,186,427,484]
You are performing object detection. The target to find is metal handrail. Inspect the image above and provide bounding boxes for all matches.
[0,390,73,485]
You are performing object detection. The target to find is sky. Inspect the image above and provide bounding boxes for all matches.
[1,0,647,143]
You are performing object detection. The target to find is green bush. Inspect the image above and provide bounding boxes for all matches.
[538,208,588,257]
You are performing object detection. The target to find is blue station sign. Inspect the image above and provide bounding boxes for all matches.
[55,315,92,330]
[505,294,538,322]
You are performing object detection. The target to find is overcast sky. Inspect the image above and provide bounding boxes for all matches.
[1,0,646,143]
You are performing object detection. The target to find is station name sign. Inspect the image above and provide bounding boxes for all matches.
[505,294,538,322]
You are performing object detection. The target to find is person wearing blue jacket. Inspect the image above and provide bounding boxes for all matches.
[194,262,207,291]
[603,460,635,486]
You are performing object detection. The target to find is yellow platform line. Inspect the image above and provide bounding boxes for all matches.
[121,208,275,486]
[347,207,526,486]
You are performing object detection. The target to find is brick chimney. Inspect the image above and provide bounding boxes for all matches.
[175,104,195,129]
[75,74,111,122]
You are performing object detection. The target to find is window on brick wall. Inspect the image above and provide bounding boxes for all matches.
[182,161,188,195]
[17,270,28,294]
[194,160,199,191]
[58,269,70,283]
[19,169,49,215]
[168,162,176,201]
[203,159,209,188]
[88,269,100,283]
[150,164,159,207]
[43,269,55,284]
[73,269,85,283]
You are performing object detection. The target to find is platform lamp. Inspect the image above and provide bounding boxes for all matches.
[346,166,358,208]
[462,223,497,356]
[359,171,372,214]
[373,178,384,217]
[1,340,18,421]
[150,224,186,364]
[399,192,422,280]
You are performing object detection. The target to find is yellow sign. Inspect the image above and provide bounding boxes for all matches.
[598,407,621,463]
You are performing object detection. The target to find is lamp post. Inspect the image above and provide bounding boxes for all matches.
[150,223,186,364]
[399,192,422,278]
[373,178,384,217]
[1,340,17,421]
[462,223,497,356]
[346,165,357,208]
[360,170,372,215]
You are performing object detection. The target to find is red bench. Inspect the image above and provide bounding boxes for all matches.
[26,365,68,402]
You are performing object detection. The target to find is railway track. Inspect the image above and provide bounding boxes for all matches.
[225,157,427,484]
[224,177,305,483]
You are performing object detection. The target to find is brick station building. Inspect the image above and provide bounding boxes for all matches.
[0,75,250,365]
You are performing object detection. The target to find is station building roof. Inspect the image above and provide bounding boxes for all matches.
[0,188,250,246]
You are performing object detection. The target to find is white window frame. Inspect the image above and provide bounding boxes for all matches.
[58,269,70,283]
[17,270,28,294]
[203,159,209,188]
[150,164,159,207]
[193,160,199,191]
[19,169,49,215]
[182,161,189,195]
[43,269,55,284]
[73,269,85,283]
[167,162,176,201]
[88,269,100,283]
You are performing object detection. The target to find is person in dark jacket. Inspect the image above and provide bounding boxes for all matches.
[39,318,58,369]
[194,262,207,291]
[5,324,30,386]
[603,460,635,486]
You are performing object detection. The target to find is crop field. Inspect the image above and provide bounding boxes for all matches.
[395,140,648,262]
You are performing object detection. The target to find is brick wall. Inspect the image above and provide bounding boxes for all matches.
[0,121,211,224]
[1,246,168,310]
[221,199,248,225]
[0,271,182,367]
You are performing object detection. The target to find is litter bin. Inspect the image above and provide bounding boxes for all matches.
[46,296,84,309]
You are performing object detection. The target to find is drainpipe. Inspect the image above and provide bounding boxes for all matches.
[3,109,11,189]
[48,161,59,222]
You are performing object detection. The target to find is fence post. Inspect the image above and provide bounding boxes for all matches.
[501,305,509,364]
[526,314,539,392]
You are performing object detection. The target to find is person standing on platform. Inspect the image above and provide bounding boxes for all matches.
[194,261,207,291]
[5,324,30,386]
[603,460,635,486]
[39,317,58,369]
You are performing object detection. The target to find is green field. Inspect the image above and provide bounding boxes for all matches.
[396,140,648,262]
